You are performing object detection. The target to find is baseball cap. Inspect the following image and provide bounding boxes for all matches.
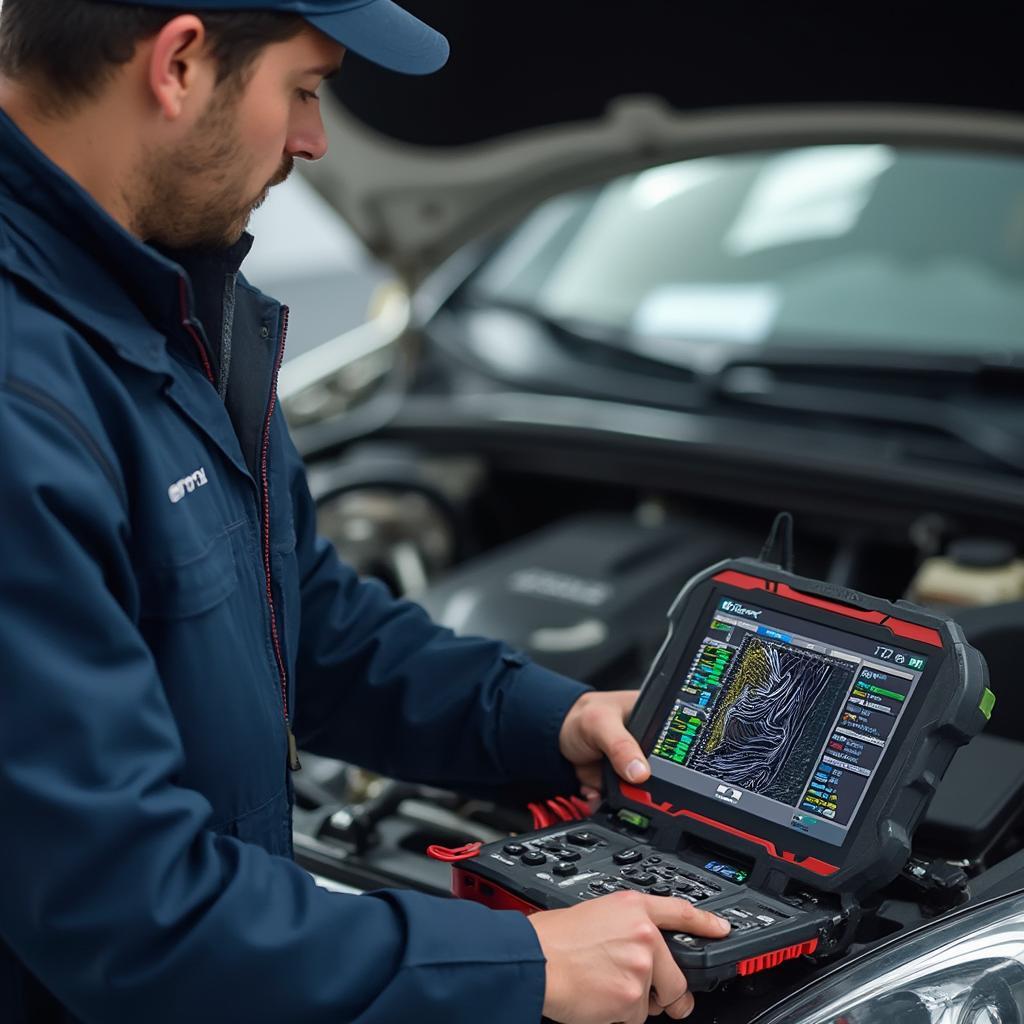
[107,0,449,75]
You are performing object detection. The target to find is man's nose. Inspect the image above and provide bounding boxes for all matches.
[287,112,328,162]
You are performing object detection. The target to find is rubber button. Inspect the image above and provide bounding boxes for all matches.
[650,884,672,896]
[553,861,577,877]
[613,849,643,865]
[567,831,600,847]
[503,843,525,856]
[521,851,547,866]
[631,873,657,886]
[558,850,581,862]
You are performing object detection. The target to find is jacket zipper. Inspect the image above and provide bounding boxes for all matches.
[260,306,300,771]
[179,276,216,385]
[181,278,298,772]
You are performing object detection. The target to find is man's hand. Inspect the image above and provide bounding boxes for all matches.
[528,891,730,1023]
[559,690,648,800]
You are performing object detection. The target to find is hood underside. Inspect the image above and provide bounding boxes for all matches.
[304,1,1024,278]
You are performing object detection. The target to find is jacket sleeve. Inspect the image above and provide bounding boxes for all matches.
[285,434,591,794]
[0,386,550,1024]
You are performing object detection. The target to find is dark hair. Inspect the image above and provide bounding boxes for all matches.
[0,0,304,114]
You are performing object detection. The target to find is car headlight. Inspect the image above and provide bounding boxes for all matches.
[279,283,410,427]
[755,891,1024,1024]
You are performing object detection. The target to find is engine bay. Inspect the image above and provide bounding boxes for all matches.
[295,439,1024,1015]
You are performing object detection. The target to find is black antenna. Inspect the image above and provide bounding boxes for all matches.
[759,511,795,572]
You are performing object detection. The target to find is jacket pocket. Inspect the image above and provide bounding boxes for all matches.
[138,531,238,620]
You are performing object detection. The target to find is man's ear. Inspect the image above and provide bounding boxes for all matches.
[147,14,214,121]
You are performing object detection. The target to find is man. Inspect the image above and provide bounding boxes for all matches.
[0,2,729,1021]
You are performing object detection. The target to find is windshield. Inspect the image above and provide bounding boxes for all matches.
[469,145,1024,362]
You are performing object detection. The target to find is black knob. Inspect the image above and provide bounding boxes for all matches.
[553,861,577,877]
[521,851,547,866]
[613,849,643,865]
[566,831,600,847]
[503,842,525,856]
[558,850,581,862]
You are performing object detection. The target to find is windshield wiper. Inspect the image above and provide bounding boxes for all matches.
[716,369,1024,475]
[466,300,1024,472]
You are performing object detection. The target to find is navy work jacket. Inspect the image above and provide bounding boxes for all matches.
[0,107,589,1023]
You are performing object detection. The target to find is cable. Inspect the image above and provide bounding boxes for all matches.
[555,796,583,821]
[528,803,553,829]
[547,799,573,822]
[758,511,795,572]
[426,841,482,862]
[569,795,591,817]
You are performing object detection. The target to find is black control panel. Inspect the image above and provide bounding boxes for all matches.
[454,821,838,991]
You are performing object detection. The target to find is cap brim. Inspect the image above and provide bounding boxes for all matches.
[307,0,449,75]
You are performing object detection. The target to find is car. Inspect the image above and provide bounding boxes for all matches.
[273,5,1024,1021]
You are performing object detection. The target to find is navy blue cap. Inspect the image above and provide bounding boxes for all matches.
[106,0,449,75]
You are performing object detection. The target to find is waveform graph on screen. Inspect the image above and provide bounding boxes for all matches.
[687,633,855,805]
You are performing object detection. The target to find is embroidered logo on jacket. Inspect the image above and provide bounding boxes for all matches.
[168,467,209,504]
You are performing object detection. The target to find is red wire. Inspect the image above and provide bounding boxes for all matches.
[570,795,591,817]
[555,796,582,821]
[426,842,482,862]
[528,803,552,829]
[547,799,573,822]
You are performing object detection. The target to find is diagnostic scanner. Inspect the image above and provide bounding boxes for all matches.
[451,552,994,990]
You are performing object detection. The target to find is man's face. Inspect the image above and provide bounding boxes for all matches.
[138,26,343,249]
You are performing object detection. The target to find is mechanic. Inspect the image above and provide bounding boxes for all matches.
[0,2,730,1022]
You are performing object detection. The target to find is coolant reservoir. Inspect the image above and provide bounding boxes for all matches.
[908,538,1024,607]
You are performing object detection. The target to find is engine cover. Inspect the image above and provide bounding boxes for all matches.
[416,513,750,689]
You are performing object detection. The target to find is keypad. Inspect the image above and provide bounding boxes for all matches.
[496,827,745,914]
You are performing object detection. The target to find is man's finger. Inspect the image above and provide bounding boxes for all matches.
[587,700,650,783]
[663,989,696,1019]
[649,925,688,1011]
[643,896,732,938]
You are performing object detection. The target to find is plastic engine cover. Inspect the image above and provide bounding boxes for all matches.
[416,514,750,689]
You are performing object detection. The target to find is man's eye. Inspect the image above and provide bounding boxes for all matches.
[298,89,320,103]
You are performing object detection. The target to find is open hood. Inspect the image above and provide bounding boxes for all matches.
[303,1,1024,281]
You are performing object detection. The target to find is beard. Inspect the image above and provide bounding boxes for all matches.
[135,86,293,250]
